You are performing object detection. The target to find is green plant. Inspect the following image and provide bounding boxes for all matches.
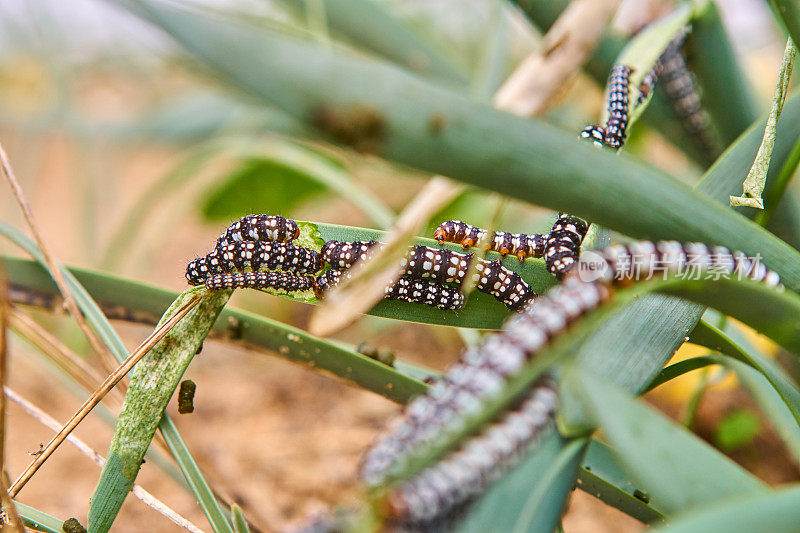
[2,1,800,532]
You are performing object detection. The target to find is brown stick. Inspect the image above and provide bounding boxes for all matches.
[494,0,622,116]
[0,142,117,373]
[7,296,199,497]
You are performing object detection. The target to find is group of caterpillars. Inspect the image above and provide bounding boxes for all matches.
[580,31,719,156]
[184,213,588,314]
[184,28,728,533]
[342,29,732,532]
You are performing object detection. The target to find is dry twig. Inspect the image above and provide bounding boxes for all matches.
[309,177,463,336]
[494,0,622,115]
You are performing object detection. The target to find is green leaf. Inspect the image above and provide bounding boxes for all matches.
[2,255,426,403]
[646,355,720,391]
[282,0,468,84]
[689,321,800,462]
[577,439,665,523]
[569,370,766,514]
[714,409,761,452]
[109,0,800,293]
[158,416,235,533]
[14,501,63,533]
[458,434,585,533]
[689,2,760,145]
[650,484,800,533]
[231,504,250,533]
[113,91,309,143]
[202,159,326,220]
[766,0,800,52]
[88,288,233,533]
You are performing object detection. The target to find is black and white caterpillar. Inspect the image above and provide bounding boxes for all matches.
[657,36,721,157]
[186,241,322,285]
[385,377,557,527]
[361,240,781,526]
[603,64,632,149]
[579,64,632,150]
[544,214,589,280]
[321,241,536,311]
[215,214,299,248]
[315,269,465,311]
[204,271,315,292]
[432,220,548,260]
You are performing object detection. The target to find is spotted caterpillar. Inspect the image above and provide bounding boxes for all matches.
[432,220,548,260]
[603,65,632,149]
[361,240,781,526]
[544,214,589,280]
[204,271,315,292]
[580,64,632,150]
[385,377,557,527]
[321,241,536,311]
[186,241,322,285]
[215,214,299,248]
[657,37,721,157]
[316,269,465,310]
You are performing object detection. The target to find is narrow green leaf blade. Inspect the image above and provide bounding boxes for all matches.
[458,433,585,533]
[14,501,63,533]
[2,255,427,403]
[88,289,233,533]
[689,1,759,145]
[570,370,766,514]
[650,484,800,533]
[577,439,665,523]
[231,504,250,533]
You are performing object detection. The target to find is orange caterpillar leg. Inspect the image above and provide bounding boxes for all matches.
[498,247,510,257]
[516,251,527,261]
[433,228,447,244]
[461,237,476,248]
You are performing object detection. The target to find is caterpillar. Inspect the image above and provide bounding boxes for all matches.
[315,269,465,311]
[580,124,606,148]
[637,66,658,106]
[204,271,315,292]
[432,220,548,260]
[544,214,589,280]
[185,241,322,285]
[361,240,781,526]
[603,65,632,149]
[321,240,378,270]
[385,377,557,527]
[215,214,299,248]
[387,277,466,311]
[321,241,536,311]
[657,37,721,157]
